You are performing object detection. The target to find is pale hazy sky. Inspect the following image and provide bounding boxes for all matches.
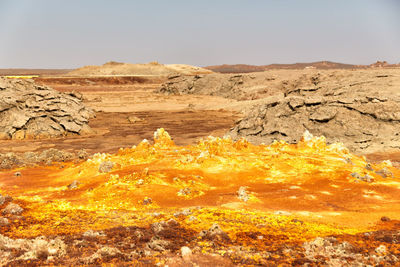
[0,0,399,68]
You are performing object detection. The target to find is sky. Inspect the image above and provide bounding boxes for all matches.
[0,0,399,68]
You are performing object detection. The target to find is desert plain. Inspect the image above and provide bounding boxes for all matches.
[1,61,400,265]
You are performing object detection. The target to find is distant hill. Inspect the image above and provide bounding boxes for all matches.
[67,61,213,76]
[205,61,400,73]
[264,61,356,70]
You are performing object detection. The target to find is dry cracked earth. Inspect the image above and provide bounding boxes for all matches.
[1,68,400,266]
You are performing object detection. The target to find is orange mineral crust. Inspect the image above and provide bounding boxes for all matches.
[1,129,400,265]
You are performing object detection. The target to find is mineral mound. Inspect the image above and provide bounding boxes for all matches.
[1,129,400,265]
[0,78,94,140]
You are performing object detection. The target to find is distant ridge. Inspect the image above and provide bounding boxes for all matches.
[205,61,400,73]
[0,69,72,76]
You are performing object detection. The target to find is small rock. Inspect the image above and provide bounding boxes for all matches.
[167,218,179,226]
[362,174,374,183]
[96,246,121,257]
[178,187,191,196]
[77,149,89,160]
[67,180,80,189]
[142,167,149,176]
[274,210,292,216]
[350,172,361,179]
[365,163,374,171]
[375,244,387,255]
[381,216,391,222]
[10,215,24,221]
[182,209,192,216]
[188,216,197,222]
[147,236,170,252]
[127,116,144,124]
[45,158,52,166]
[382,160,393,167]
[376,167,393,178]
[351,172,374,183]
[302,130,314,142]
[2,203,23,215]
[83,230,105,238]
[134,230,144,240]
[68,90,83,100]
[0,217,9,226]
[142,197,152,205]
[4,195,13,203]
[174,209,192,217]
[344,157,353,164]
[291,218,304,224]
[14,171,21,177]
[181,246,192,259]
[237,186,249,202]
[200,223,230,241]
[99,161,114,173]
[151,221,167,234]
[84,246,121,264]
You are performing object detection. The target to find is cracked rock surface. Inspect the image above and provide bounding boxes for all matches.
[156,73,278,100]
[0,78,94,140]
[226,72,400,153]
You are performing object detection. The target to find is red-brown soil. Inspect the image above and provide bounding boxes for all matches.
[0,110,239,155]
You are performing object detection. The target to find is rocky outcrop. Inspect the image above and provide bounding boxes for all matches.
[0,78,94,140]
[157,71,400,153]
[226,72,400,153]
[157,74,259,100]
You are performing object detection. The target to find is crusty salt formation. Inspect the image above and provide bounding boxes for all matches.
[0,78,94,140]
[1,129,400,265]
[228,88,400,153]
[226,72,400,153]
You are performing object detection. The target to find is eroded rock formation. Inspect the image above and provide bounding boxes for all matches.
[0,78,94,139]
[228,79,400,153]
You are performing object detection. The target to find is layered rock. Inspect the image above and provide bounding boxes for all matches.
[228,79,400,153]
[0,78,94,139]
